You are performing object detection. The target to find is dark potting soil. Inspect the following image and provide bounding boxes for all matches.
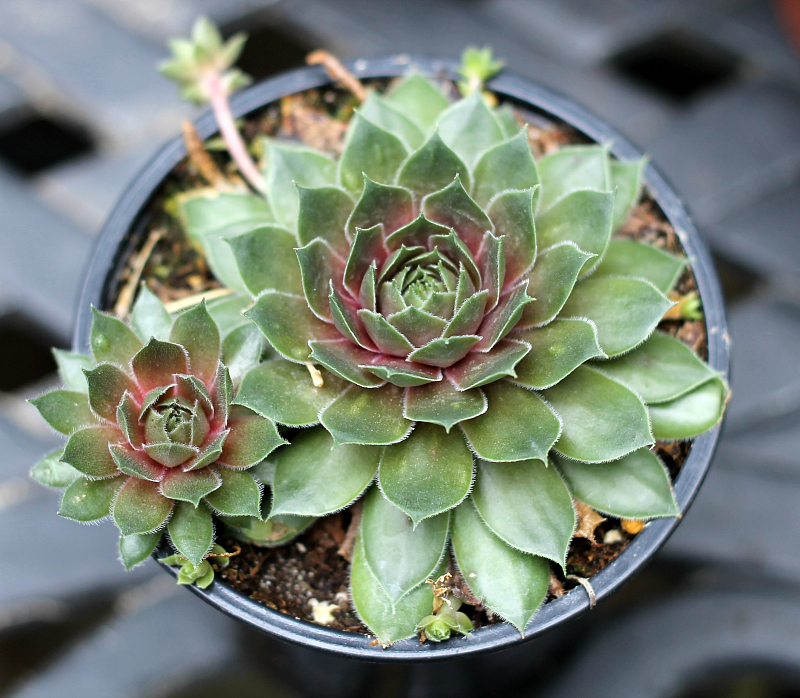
[111,76,706,635]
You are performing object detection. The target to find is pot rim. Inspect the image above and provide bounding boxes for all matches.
[74,55,730,662]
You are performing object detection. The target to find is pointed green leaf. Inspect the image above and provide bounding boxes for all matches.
[247,291,339,362]
[472,459,574,566]
[446,339,530,390]
[212,363,233,426]
[90,308,143,365]
[494,104,520,137]
[160,467,221,506]
[168,500,213,565]
[461,381,561,462]
[487,188,538,281]
[361,486,449,602]
[138,385,173,421]
[444,290,488,337]
[84,363,137,422]
[131,286,172,342]
[472,129,539,207]
[178,191,273,295]
[297,185,353,252]
[384,73,450,130]
[596,331,718,403]
[437,90,504,167]
[554,448,678,519]
[221,323,263,385]
[227,225,303,297]
[561,276,673,357]
[474,283,532,351]
[120,531,162,569]
[59,475,123,522]
[207,295,251,337]
[451,500,550,633]
[543,365,653,463]
[350,535,442,646]
[358,310,415,356]
[537,145,610,212]
[384,215,451,251]
[223,512,315,546]
[113,394,140,452]
[62,426,120,478]
[31,449,79,488]
[170,301,221,382]
[264,141,336,229]
[271,426,380,516]
[329,281,374,348]
[113,477,173,535]
[518,242,594,328]
[338,112,408,192]
[362,357,441,387]
[53,349,94,392]
[347,178,414,240]
[309,339,385,388]
[109,444,163,481]
[648,376,727,440]
[536,189,614,276]
[423,176,493,254]
[295,239,344,321]
[144,442,198,468]
[513,318,605,389]
[184,430,227,472]
[379,422,473,525]
[477,231,504,311]
[131,338,188,392]
[233,359,344,426]
[593,239,686,294]
[360,93,425,149]
[218,414,285,468]
[404,380,486,431]
[31,390,96,435]
[205,467,261,517]
[396,131,470,198]
[320,384,411,446]
[344,224,388,296]
[407,335,480,367]
[387,306,447,347]
[610,157,646,231]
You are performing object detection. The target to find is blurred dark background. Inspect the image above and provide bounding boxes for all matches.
[1,1,800,696]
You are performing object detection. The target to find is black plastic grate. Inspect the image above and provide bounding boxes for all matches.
[222,13,316,82]
[0,113,94,175]
[0,313,59,391]
[611,30,741,102]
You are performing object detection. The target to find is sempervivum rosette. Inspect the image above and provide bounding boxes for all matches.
[178,70,728,645]
[31,293,283,571]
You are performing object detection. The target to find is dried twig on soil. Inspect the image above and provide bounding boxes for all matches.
[338,500,363,561]
[181,120,232,191]
[163,287,233,314]
[306,49,366,102]
[113,227,165,318]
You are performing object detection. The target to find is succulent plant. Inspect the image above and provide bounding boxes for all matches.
[30,290,283,571]
[172,52,729,645]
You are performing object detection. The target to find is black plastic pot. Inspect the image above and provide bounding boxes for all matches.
[74,56,730,661]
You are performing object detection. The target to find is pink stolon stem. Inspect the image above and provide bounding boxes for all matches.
[205,73,266,194]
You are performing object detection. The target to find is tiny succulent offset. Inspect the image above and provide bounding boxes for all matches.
[31,19,728,648]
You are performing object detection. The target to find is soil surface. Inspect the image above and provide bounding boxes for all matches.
[112,77,705,635]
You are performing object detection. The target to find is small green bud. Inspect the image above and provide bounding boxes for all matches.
[458,46,504,96]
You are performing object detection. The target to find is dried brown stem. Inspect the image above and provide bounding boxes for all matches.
[163,287,233,314]
[337,500,363,561]
[113,227,165,318]
[181,120,231,191]
[306,49,366,102]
